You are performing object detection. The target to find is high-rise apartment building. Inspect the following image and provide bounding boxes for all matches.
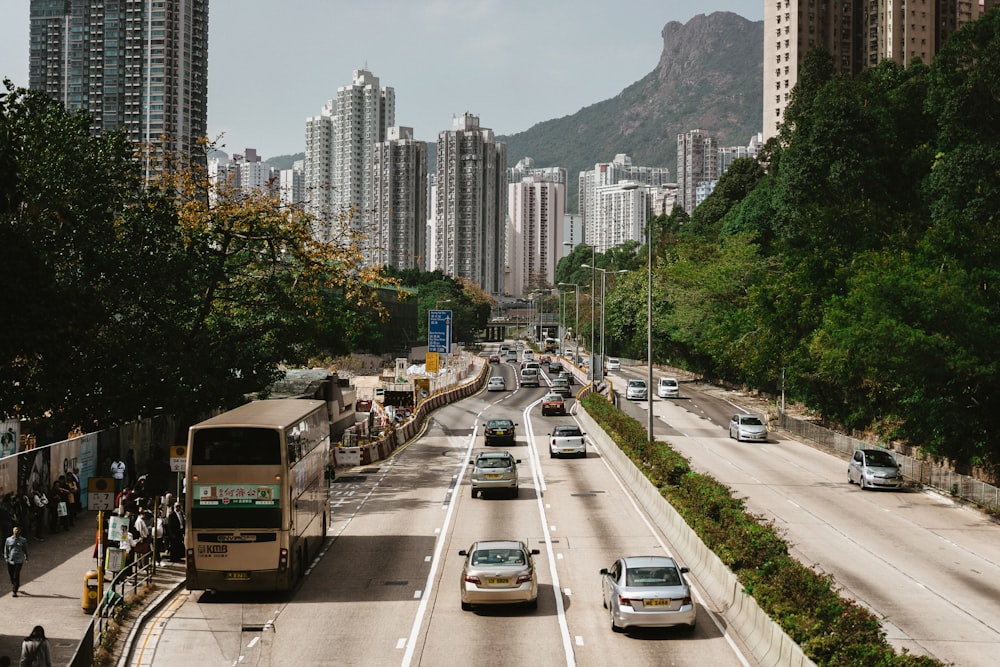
[677,130,719,214]
[435,113,507,295]
[578,154,671,250]
[507,176,566,296]
[304,69,394,247]
[763,0,992,141]
[279,160,305,208]
[590,182,652,252]
[372,127,428,271]
[29,0,209,169]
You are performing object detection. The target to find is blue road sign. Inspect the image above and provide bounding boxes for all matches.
[428,310,452,353]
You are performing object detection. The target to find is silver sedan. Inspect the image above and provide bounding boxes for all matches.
[459,540,540,610]
[600,555,697,632]
[729,413,767,442]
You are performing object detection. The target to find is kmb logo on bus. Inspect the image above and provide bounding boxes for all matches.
[198,545,228,554]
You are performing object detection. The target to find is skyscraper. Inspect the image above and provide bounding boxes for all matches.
[763,0,993,141]
[373,127,428,271]
[578,154,670,250]
[304,69,394,248]
[29,0,209,170]
[435,113,507,295]
[507,176,566,296]
[677,129,718,214]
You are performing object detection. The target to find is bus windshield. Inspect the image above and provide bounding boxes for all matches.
[191,427,281,465]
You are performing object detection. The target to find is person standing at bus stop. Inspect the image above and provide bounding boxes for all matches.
[4,526,28,597]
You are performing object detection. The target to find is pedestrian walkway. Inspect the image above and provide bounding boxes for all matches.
[0,512,186,666]
[1,512,102,663]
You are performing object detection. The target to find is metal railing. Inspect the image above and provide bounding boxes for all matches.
[95,550,157,647]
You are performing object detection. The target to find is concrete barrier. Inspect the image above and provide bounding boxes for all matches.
[576,407,816,667]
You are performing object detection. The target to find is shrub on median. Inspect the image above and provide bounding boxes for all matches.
[581,393,941,667]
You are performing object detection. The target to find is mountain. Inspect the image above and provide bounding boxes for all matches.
[263,12,763,206]
[499,11,763,205]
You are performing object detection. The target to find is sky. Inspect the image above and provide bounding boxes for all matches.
[1,1,763,160]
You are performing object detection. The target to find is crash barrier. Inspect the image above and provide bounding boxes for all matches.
[577,407,816,667]
[334,359,490,467]
[779,413,1000,510]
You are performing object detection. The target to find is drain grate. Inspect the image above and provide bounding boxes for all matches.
[571,492,598,497]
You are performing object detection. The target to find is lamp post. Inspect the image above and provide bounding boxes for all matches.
[558,282,588,365]
[647,217,654,444]
[582,265,628,378]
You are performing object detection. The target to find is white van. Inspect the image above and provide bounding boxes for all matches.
[657,377,679,398]
[520,367,540,387]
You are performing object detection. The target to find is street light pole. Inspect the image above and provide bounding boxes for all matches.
[647,218,654,444]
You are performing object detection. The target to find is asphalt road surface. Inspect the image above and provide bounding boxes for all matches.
[138,360,754,666]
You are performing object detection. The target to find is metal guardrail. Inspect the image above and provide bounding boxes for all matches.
[779,413,1000,510]
[95,551,156,647]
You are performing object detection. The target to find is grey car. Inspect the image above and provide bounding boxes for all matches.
[848,448,904,490]
[470,450,520,498]
[459,540,540,610]
[729,413,767,442]
[600,555,697,632]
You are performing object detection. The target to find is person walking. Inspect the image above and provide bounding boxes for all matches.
[4,526,28,597]
[30,485,47,541]
[19,625,51,666]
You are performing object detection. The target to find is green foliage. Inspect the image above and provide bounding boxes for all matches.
[1,80,392,431]
[581,394,945,666]
[603,11,1000,469]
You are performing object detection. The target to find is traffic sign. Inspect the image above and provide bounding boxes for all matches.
[170,444,187,472]
[88,477,115,510]
[428,309,452,353]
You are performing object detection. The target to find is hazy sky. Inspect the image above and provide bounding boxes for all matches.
[1,1,762,160]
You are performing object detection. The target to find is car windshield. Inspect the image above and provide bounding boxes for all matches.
[487,420,513,429]
[865,451,897,467]
[553,426,581,437]
[471,548,525,566]
[625,566,682,587]
[489,378,503,383]
[740,416,763,426]
[628,380,645,388]
[477,456,513,469]
[661,379,677,386]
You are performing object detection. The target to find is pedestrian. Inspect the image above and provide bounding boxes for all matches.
[4,526,28,597]
[111,456,126,493]
[19,625,51,667]
[64,472,79,526]
[166,502,185,562]
[30,485,48,541]
[49,477,69,533]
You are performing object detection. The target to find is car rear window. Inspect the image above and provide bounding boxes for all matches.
[477,456,513,469]
[472,549,525,566]
[626,567,681,587]
[488,420,513,429]
[553,426,581,437]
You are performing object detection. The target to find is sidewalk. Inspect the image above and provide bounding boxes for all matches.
[0,512,186,666]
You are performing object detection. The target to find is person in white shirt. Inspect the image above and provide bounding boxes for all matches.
[111,457,126,493]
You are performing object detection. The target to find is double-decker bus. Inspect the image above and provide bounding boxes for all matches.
[184,399,330,592]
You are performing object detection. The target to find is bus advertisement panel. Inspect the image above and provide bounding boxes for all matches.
[185,399,329,592]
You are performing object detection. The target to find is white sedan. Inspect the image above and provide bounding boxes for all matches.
[487,376,506,392]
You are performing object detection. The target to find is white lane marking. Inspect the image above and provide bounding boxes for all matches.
[575,636,584,646]
[524,400,577,667]
[246,637,259,649]
[413,590,422,598]
[396,638,407,649]
[401,413,484,666]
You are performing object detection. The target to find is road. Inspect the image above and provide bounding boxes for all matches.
[610,366,1000,667]
[136,359,753,666]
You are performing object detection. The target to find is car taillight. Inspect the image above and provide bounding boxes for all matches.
[680,596,692,606]
[516,574,532,584]
[618,595,638,607]
[464,574,481,584]
[278,548,288,571]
